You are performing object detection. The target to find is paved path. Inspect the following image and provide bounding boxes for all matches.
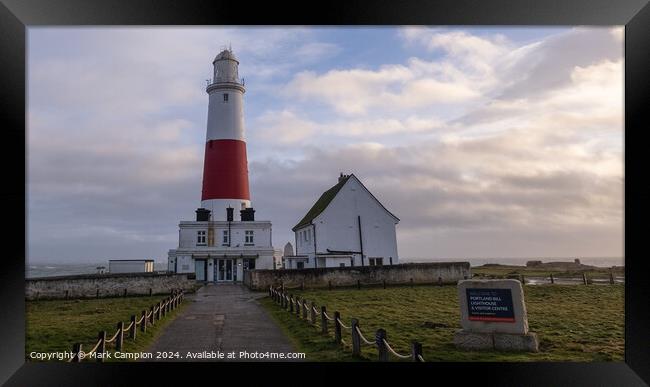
[145,283,298,361]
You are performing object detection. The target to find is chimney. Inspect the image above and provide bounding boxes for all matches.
[240,207,255,221]
[196,208,211,221]
[338,172,345,183]
[226,207,234,222]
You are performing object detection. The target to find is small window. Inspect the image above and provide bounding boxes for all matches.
[222,230,229,245]
[223,93,229,102]
[340,263,346,267]
[369,258,383,266]
[197,230,206,245]
[297,262,304,269]
[245,230,254,245]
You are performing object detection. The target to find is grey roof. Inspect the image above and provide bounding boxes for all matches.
[214,49,238,62]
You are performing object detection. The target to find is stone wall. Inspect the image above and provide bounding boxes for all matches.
[26,272,195,300]
[243,262,471,291]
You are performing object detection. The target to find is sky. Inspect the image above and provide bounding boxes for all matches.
[27,26,624,263]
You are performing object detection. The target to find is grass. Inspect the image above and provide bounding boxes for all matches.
[471,264,624,279]
[26,294,187,362]
[261,284,624,362]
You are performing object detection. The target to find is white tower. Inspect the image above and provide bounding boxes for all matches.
[201,48,251,221]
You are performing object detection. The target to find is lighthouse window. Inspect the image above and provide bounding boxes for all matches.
[223,93,229,102]
[197,230,206,246]
[245,230,254,245]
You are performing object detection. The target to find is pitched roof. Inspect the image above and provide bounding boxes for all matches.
[292,175,350,231]
[292,174,400,231]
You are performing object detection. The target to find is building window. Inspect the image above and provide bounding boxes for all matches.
[222,230,229,245]
[297,262,304,269]
[340,263,346,267]
[369,258,384,266]
[245,230,254,245]
[223,93,229,102]
[197,230,206,245]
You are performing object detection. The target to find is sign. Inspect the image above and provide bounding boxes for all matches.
[466,288,515,322]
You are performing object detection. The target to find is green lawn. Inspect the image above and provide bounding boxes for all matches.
[26,294,187,362]
[261,284,624,362]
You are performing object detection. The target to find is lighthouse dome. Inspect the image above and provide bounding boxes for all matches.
[213,49,238,63]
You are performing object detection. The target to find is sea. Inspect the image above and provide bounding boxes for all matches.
[26,261,169,278]
[25,256,624,278]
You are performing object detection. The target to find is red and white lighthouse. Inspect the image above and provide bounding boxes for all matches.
[201,48,250,220]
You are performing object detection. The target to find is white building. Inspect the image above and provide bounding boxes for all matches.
[286,173,400,269]
[167,48,274,282]
[109,259,154,274]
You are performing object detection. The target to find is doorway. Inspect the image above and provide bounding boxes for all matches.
[216,259,235,282]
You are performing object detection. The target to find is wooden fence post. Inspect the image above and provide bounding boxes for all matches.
[411,341,423,362]
[321,306,328,334]
[158,301,162,320]
[328,280,332,291]
[438,277,443,286]
[269,286,272,297]
[583,273,588,285]
[610,271,615,284]
[302,299,308,320]
[289,294,294,313]
[130,315,137,340]
[383,279,386,289]
[72,343,82,362]
[96,289,99,298]
[116,321,124,351]
[97,331,106,363]
[149,288,152,297]
[334,311,342,344]
[123,288,127,297]
[550,273,554,284]
[296,297,301,317]
[141,310,147,333]
[357,280,361,290]
[521,275,526,285]
[410,278,414,287]
[351,318,361,357]
[376,329,388,361]
[150,306,155,325]
[310,302,316,325]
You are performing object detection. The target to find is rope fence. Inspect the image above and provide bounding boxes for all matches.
[268,286,425,362]
[67,289,185,362]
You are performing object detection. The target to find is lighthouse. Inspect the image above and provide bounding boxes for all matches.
[167,48,275,282]
[202,48,250,220]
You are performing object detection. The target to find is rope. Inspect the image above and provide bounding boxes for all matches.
[86,339,102,355]
[323,311,334,321]
[417,354,425,362]
[312,306,320,315]
[382,339,411,359]
[355,326,376,346]
[146,310,152,318]
[123,321,134,332]
[136,315,144,325]
[336,318,351,329]
[104,329,120,343]
[154,306,159,313]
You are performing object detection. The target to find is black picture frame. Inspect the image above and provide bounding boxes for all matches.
[1,0,648,385]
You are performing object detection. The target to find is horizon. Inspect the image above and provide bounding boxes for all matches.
[27,26,623,263]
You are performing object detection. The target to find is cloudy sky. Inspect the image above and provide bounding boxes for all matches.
[27,27,624,263]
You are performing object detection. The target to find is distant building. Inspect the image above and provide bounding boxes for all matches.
[109,259,154,274]
[282,242,294,269]
[285,173,400,269]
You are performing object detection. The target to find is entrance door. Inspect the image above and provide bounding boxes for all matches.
[217,259,234,282]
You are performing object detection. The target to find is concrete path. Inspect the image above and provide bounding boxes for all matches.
[145,283,298,361]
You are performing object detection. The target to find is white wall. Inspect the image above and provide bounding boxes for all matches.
[178,221,272,249]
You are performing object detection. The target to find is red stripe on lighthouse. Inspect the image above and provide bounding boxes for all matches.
[201,139,250,201]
